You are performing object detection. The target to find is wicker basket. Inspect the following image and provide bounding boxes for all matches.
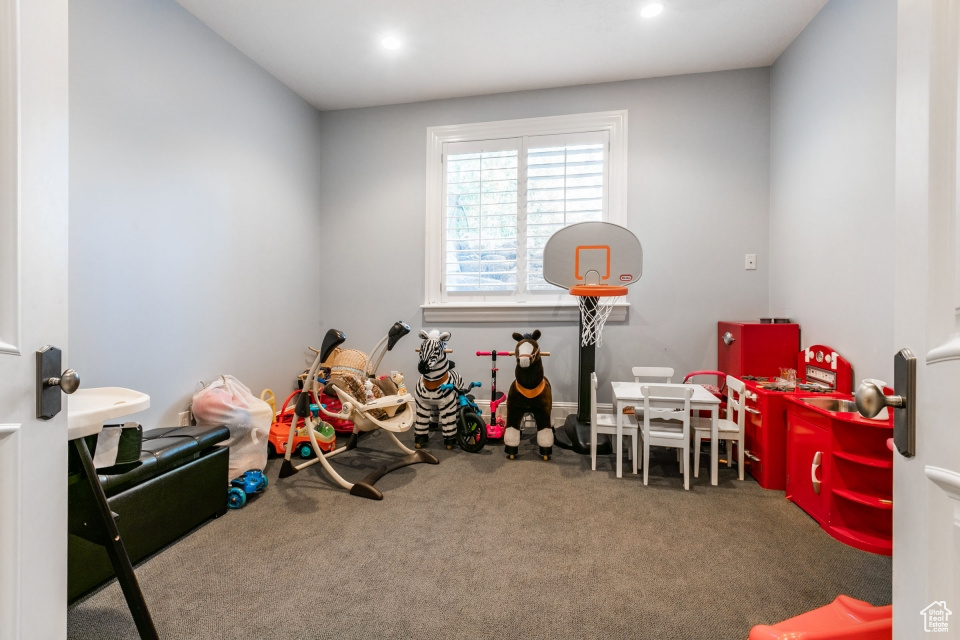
[325,348,369,380]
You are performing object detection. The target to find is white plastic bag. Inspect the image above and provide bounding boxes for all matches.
[192,375,272,479]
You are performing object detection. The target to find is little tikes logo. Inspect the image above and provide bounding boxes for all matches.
[921,601,952,633]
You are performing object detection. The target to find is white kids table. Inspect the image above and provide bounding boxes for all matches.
[610,381,721,485]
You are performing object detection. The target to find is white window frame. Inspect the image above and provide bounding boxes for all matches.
[423,110,628,323]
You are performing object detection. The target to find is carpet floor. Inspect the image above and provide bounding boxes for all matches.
[68,430,892,639]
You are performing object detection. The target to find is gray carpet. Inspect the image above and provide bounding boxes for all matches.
[68,431,891,639]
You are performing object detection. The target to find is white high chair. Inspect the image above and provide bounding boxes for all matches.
[640,385,694,490]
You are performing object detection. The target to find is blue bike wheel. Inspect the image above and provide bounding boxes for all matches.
[227,487,247,509]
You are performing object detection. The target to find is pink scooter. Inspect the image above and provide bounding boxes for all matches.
[475,350,510,441]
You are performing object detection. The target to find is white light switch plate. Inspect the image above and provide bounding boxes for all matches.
[745,254,757,270]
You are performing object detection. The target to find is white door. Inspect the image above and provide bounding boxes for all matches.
[0,0,70,638]
[894,1,960,638]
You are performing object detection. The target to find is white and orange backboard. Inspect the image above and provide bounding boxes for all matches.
[543,221,643,293]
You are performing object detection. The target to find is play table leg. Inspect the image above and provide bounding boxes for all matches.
[710,405,719,486]
[616,402,623,478]
[71,438,158,640]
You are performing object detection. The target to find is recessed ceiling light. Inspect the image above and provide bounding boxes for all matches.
[381,36,402,50]
[640,3,664,19]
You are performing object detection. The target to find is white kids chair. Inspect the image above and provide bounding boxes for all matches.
[590,372,638,473]
[692,375,750,481]
[640,385,694,490]
[628,366,674,422]
[632,366,674,384]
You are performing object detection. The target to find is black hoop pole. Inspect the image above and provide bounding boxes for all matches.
[576,296,598,423]
[556,295,611,455]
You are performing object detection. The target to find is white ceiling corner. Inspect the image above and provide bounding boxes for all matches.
[174,0,829,111]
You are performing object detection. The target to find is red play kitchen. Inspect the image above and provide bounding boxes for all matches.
[717,321,893,555]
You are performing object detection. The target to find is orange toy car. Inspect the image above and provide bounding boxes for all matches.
[267,390,336,458]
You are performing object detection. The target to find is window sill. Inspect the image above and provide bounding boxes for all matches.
[421,301,628,324]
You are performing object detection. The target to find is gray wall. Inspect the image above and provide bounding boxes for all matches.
[316,69,772,403]
[769,0,897,384]
[69,0,325,428]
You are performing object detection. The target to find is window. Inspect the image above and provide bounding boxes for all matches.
[424,111,627,322]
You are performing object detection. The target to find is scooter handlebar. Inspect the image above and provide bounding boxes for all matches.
[439,381,482,393]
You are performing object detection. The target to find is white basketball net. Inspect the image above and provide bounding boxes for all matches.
[578,295,621,347]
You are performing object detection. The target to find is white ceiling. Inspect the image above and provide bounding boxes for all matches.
[174,0,829,112]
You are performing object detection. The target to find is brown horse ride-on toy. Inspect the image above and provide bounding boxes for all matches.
[504,330,553,460]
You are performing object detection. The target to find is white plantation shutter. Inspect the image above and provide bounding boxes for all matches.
[444,139,520,293]
[525,131,607,291]
[442,130,608,297]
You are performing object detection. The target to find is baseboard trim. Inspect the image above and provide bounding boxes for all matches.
[472,399,615,427]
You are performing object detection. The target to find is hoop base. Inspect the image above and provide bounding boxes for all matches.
[553,414,612,455]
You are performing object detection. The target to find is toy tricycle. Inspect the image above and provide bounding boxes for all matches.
[227,469,268,509]
[438,381,488,453]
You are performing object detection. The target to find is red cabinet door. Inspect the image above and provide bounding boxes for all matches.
[744,396,765,481]
[718,322,800,378]
[785,412,830,526]
[717,322,743,376]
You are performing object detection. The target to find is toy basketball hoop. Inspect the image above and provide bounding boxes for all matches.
[543,221,643,455]
[570,284,626,347]
[544,223,642,347]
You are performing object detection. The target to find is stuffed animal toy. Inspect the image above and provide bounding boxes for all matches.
[391,371,406,395]
[414,329,462,450]
[505,330,553,460]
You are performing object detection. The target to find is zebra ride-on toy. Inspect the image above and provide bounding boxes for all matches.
[438,381,488,453]
[413,329,463,450]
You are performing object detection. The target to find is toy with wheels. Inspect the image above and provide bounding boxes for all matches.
[279,324,437,501]
[683,370,728,418]
[267,390,337,458]
[413,329,463,450]
[475,350,510,441]
[504,330,554,461]
[227,469,268,509]
[438,381,488,453]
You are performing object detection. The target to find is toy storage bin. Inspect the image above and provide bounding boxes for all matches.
[68,425,230,603]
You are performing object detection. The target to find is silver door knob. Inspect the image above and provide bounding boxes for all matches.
[722,332,735,346]
[45,369,80,394]
[854,378,904,418]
